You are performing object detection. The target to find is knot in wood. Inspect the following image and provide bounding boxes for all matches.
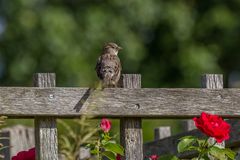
[127,103,140,110]
[48,94,55,100]
[135,103,140,109]
[125,104,141,110]
[217,94,223,100]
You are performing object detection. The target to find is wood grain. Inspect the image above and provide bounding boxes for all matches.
[154,126,171,140]
[120,74,143,160]
[201,74,223,89]
[182,120,196,131]
[0,87,239,117]
[34,73,58,160]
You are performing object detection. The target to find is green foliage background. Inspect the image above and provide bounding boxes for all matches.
[0,0,240,142]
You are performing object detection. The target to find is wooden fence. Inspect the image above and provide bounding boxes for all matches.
[0,73,239,160]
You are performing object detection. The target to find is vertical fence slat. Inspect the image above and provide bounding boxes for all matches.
[182,120,196,132]
[33,73,58,160]
[120,74,143,160]
[154,126,171,140]
[201,74,223,89]
[201,74,225,151]
[0,131,10,160]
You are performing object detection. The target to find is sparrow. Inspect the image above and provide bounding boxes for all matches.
[95,42,122,88]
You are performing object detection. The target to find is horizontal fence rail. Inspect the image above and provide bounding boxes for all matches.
[0,73,239,160]
[0,88,239,117]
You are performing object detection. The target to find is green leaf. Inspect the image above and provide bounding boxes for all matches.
[177,137,197,153]
[103,133,111,140]
[104,143,124,155]
[159,155,179,160]
[201,154,211,160]
[102,140,116,145]
[171,156,179,160]
[223,148,236,160]
[90,149,99,154]
[100,133,105,139]
[85,144,91,147]
[209,146,227,160]
[101,139,108,145]
[197,139,206,146]
[179,135,196,140]
[0,146,9,151]
[192,158,206,160]
[102,151,116,160]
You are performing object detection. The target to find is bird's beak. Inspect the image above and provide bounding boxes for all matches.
[118,46,123,50]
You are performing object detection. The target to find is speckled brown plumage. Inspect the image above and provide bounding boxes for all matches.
[95,42,122,87]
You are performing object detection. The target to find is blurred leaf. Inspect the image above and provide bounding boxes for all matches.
[159,155,179,160]
[177,136,197,153]
[223,148,236,160]
[209,146,227,160]
[102,151,116,160]
[58,117,98,160]
[104,143,124,155]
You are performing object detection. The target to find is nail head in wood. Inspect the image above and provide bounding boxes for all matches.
[120,74,143,160]
[34,73,58,160]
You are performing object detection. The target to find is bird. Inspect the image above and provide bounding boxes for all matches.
[95,42,122,88]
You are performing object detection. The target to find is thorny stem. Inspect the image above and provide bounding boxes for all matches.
[197,138,208,160]
[97,139,101,160]
[208,141,217,149]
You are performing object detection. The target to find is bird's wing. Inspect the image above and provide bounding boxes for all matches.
[96,54,122,80]
[113,55,121,77]
[103,54,122,82]
[95,56,103,79]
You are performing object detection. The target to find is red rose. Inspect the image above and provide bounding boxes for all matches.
[12,147,35,160]
[100,118,111,132]
[116,154,121,160]
[148,154,159,160]
[193,112,230,143]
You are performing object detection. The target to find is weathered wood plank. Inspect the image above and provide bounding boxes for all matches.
[154,126,171,140]
[34,73,58,160]
[120,74,143,160]
[182,120,196,131]
[0,88,240,117]
[201,74,223,89]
